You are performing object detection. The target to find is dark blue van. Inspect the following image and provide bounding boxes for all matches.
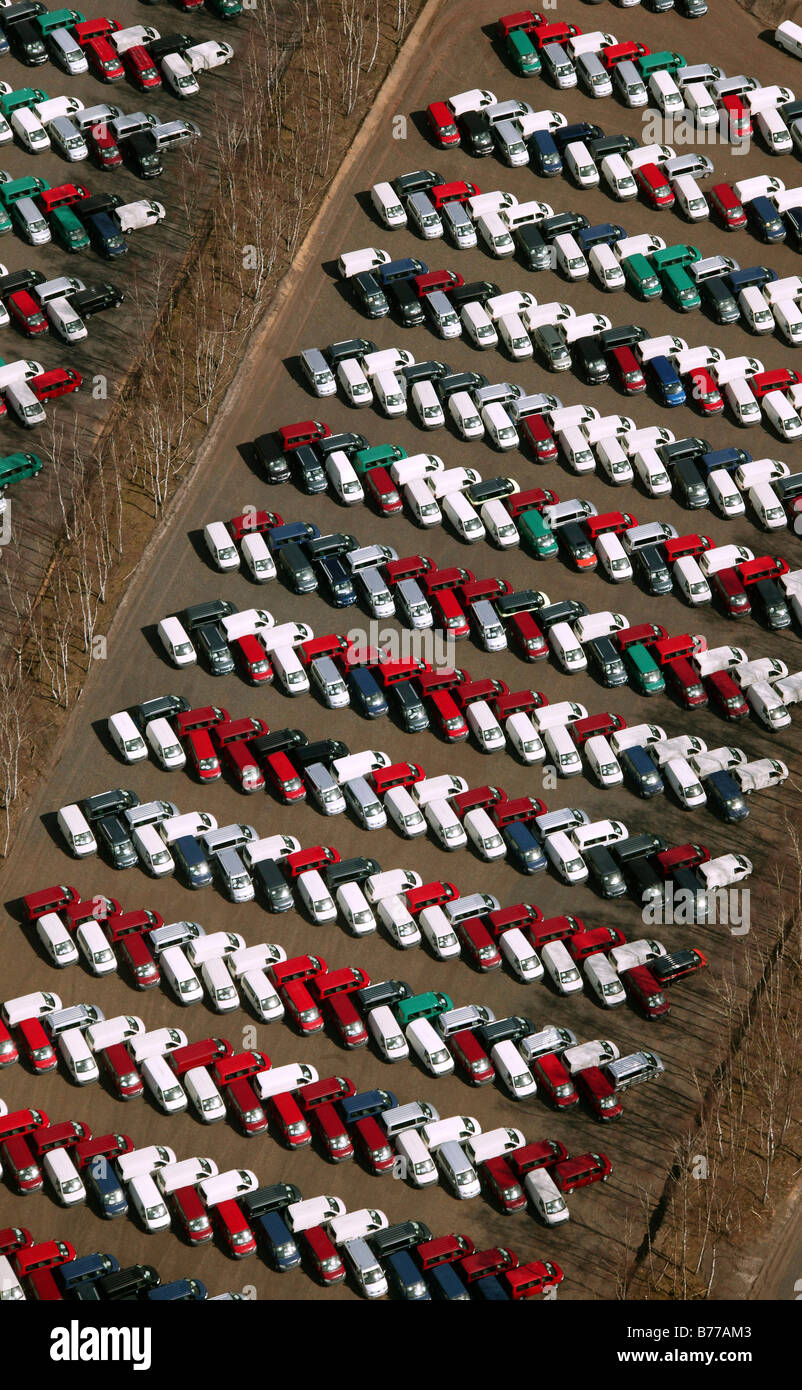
[254,1210,302,1272]
[472,1273,511,1300]
[577,221,626,253]
[727,265,778,295]
[503,819,547,874]
[527,129,562,177]
[147,1278,208,1301]
[702,769,749,822]
[385,1249,431,1300]
[698,446,751,477]
[428,1261,470,1300]
[57,1252,119,1299]
[647,354,686,407]
[340,1089,398,1126]
[84,1159,129,1219]
[746,196,786,244]
[378,256,428,288]
[348,665,388,718]
[87,211,128,258]
[619,745,665,798]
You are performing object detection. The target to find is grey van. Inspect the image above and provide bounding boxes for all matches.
[395,578,431,629]
[202,823,256,856]
[10,197,50,246]
[214,847,254,903]
[406,190,442,238]
[310,656,349,707]
[342,777,386,830]
[355,567,394,618]
[304,763,346,815]
[442,200,476,247]
[343,1238,387,1298]
[96,815,138,870]
[434,1141,480,1198]
[494,118,528,166]
[151,119,201,148]
[49,116,88,161]
[534,322,571,370]
[126,799,178,831]
[251,857,293,912]
[48,27,88,74]
[605,1050,664,1090]
[576,51,612,97]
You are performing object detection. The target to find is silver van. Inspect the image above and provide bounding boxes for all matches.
[343,1238,387,1298]
[425,290,461,338]
[495,117,528,165]
[9,199,51,249]
[382,1099,439,1137]
[304,762,346,815]
[299,347,336,397]
[395,578,432,629]
[435,1141,481,1199]
[605,1050,664,1089]
[214,848,255,902]
[442,200,476,247]
[202,823,257,855]
[49,115,88,161]
[342,777,387,830]
[577,50,612,97]
[356,567,394,618]
[49,27,89,74]
[310,656,349,707]
[406,190,442,238]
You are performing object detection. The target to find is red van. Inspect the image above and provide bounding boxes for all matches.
[0,1135,43,1192]
[170,1036,232,1076]
[711,567,751,618]
[450,1028,494,1085]
[213,1199,257,1258]
[635,163,675,209]
[185,727,221,781]
[504,1259,564,1299]
[16,1017,57,1073]
[169,1185,213,1244]
[426,101,461,147]
[264,750,305,803]
[531,1052,578,1108]
[520,413,558,461]
[354,1116,394,1173]
[279,420,331,453]
[459,1246,519,1283]
[481,1156,527,1212]
[116,931,160,990]
[226,1077,268,1136]
[454,917,502,971]
[622,964,671,1019]
[324,993,368,1049]
[506,610,548,661]
[576,1066,624,1121]
[31,368,83,401]
[267,1092,311,1148]
[23,883,79,920]
[706,668,749,719]
[310,1103,354,1162]
[300,1224,346,1283]
[509,1138,568,1174]
[429,689,469,741]
[416,1232,475,1269]
[282,980,324,1035]
[13,1239,76,1278]
[551,1152,612,1192]
[123,44,161,89]
[89,124,122,168]
[610,345,646,394]
[232,634,273,684]
[99,1042,143,1099]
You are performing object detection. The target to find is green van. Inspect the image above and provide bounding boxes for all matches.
[354,443,406,475]
[0,88,49,119]
[37,7,84,34]
[622,252,662,299]
[506,29,541,76]
[0,452,43,488]
[518,508,558,558]
[637,50,685,78]
[0,175,50,208]
[650,243,702,271]
[394,991,453,1028]
[660,264,701,312]
[623,644,665,696]
[50,206,90,252]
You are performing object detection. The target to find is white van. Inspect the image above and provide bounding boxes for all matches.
[673,172,709,220]
[11,107,50,153]
[541,939,583,993]
[649,70,684,114]
[497,312,533,359]
[596,532,633,582]
[724,377,762,426]
[370,181,406,228]
[664,756,706,809]
[128,1172,171,1232]
[708,468,746,516]
[115,1145,176,1184]
[160,945,203,1005]
[0,1257,25,1300]
[57,803,97,857]
[554,232,589,280]
[763,389,802,438]
[286,1194,347,1233]
[253,1063,318,1101]
[525,1167,570,1225]
[505,711,545,764]
[411,380,445,427]
[368,1006,408,1062]
[58,1027,100,1085]
[739,286,774,334]
[373,370,407,417]
[376,895,421,948]
[757,107,792,153]
[589,242,625,291]
[746,680,791,729]
[564,140,599,187]
[2,990,62,1028]
[297,869,337,923]
[544,832,588,887]
[203,520,239,570]
[418,906,460,960]
[337,247,389,279]
[463,806,506,860]
[146,717,186,769]
[478,402,518,452]
[154,1157,219,1196]
[558,425,595,472]
[584,953,626,1008]
[491,1041,536,1099]
[684,83,718,127]
[600,153,638,199]
[674,554,712,605]
[500,928,542,982]
[776,18,802,55]
[185,1066,226,1123]
[734,458,789,489]
[141,1055,188,1114]
[405,478,442,527]
[76,920,116,976]
[271,646,309,695]
[466,700,505,752]
[543,723,582,777]
[448,392,484,439]
[424,798,468,851]
[43,1146,86,1205]
[132,824,174,876]
[240,969,283,1022]
[383,786,426,838]
[749,481,787,529]
[107,709,147,762]
[584,735,623,787]
[325,451,364,503]
[596,436,634,485]
[337,357,373,407]
[476,211,515,256]
[549,622,588,672]
[442,490,484,542]
[36,912,80,968]
[156,614,197,665]
[395,1128,438,1186]
[773,300,802,345]
[406,1018,455,1076]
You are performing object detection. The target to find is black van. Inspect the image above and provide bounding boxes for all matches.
[252,857,294,912]
[96,1264,160,1300]
[586,636,628,686]
[514,221,550,270]
[291,445,327,494]
[633,545,673,595]
[750,578,791,630]
[583,845,627,898]
[389,278,425,326]
[389,680,430,732]
[351,271,389,318]
[96,815,138,870]
[276,541,317,593]
[622,855,664,907]
[126,130,163,179]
